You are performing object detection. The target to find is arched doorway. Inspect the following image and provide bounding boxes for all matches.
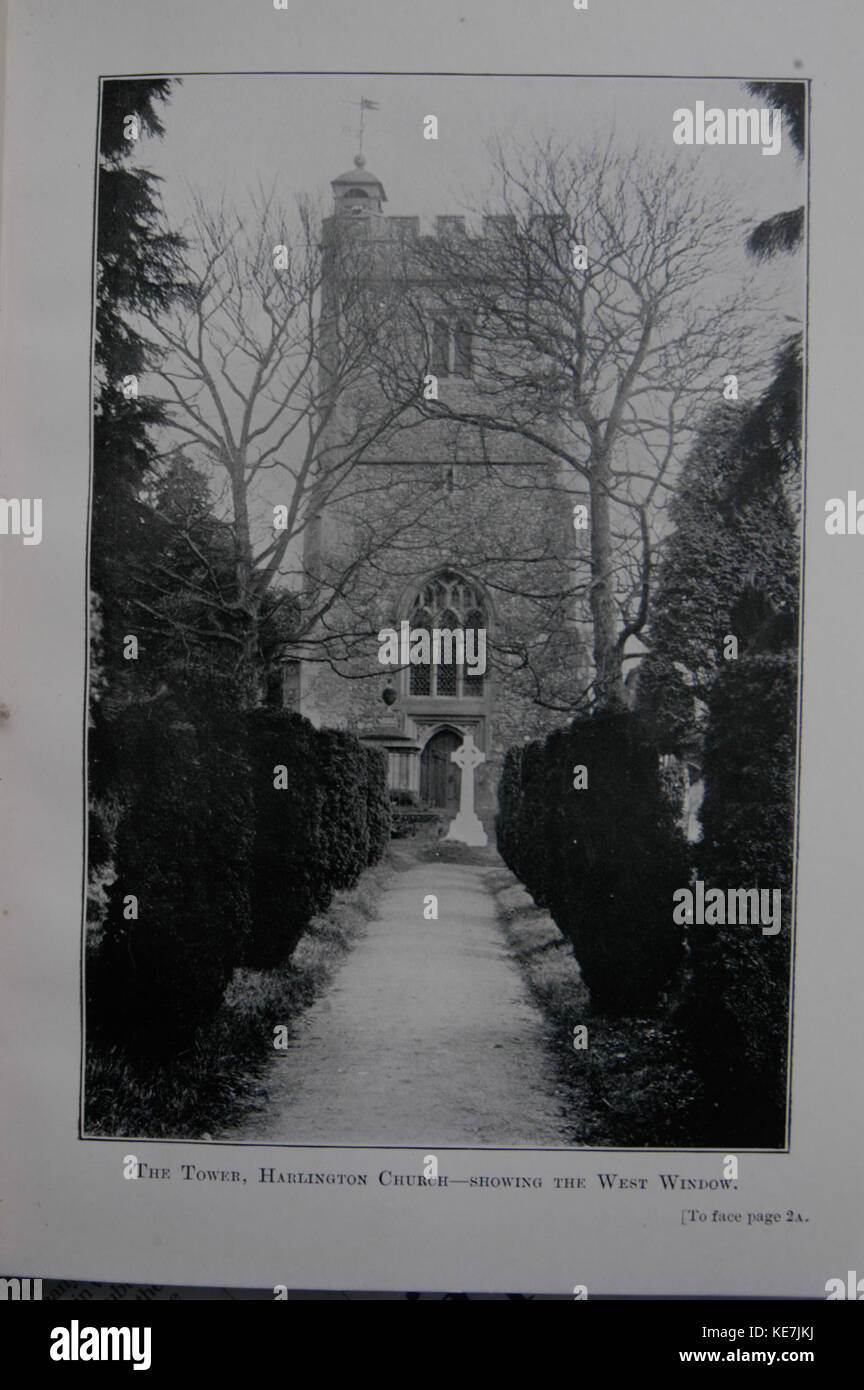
[420,729,462,809]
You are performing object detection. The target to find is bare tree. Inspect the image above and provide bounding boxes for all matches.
[371,137,778,707]
[134,190,426,702]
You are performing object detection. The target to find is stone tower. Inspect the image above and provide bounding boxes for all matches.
[289,155,592,827]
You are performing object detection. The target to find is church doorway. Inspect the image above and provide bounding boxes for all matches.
[420,729,462,809]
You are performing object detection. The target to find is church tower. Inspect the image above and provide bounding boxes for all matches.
[291,155,592,831]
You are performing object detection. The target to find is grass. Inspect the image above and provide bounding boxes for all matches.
[487,866,704,1147]
[418,838,501,867]
[84,859,391,1140]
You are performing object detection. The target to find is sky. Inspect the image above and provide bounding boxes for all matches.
[134,72,807,263]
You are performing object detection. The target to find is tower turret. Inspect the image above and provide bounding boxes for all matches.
[330,154,387,218]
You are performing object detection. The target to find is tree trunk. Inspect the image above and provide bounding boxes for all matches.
[231,465,264,710]
[589,457,625,709]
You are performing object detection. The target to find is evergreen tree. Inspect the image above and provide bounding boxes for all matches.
[744,81,806,260]
[638,370,801,751]
[92,79,186,696]
[89,80,186,928]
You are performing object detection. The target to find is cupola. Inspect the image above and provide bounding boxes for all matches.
[331,154,387,218]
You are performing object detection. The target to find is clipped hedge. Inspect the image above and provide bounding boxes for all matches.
[512,740,555,909]
[364,745,392,865]
[678,650,797,1147]
[88,702,391,1053]
[244,709,327,968]
[243,711,391,968]
[316,728,370,893]
[495,746,523,875]
[86,687,253,1060]
[496,710,689,1015]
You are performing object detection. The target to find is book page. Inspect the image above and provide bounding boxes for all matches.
[0,0,861,1298]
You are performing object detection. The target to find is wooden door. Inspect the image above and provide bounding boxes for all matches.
[420,730,462,808]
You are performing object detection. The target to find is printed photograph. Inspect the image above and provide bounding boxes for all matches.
[84,73,806,1150]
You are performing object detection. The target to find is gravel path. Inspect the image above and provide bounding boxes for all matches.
[229,859,568,1147]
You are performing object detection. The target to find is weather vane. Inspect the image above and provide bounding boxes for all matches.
[343,96,379,161]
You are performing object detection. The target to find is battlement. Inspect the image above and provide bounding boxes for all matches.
[327,155,571,247]
[324,212,468,243]
[384,214,472,240]
[324,209,571,247]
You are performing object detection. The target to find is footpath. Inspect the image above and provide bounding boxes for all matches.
[228,853,568,1148]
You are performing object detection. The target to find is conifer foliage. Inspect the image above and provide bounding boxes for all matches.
[244,712,391,969]
[496,712,689,1014]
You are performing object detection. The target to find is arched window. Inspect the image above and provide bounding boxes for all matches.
[405,571,487,699]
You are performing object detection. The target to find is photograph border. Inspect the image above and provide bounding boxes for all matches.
[78,68,812,1156]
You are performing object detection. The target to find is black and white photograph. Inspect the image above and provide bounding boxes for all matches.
[83,72,806,1153]
[7,0,864,1311]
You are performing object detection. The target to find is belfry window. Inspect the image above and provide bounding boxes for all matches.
[344,188,370,217]
[406,571,487,698]
[431,320,450,377]
[429,319,473,379]
[453,322,472,376]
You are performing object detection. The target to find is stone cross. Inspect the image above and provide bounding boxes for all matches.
[445,732,488,847]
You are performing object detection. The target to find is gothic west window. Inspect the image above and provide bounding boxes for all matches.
[406,571,486,698]
[429,319,473,378]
